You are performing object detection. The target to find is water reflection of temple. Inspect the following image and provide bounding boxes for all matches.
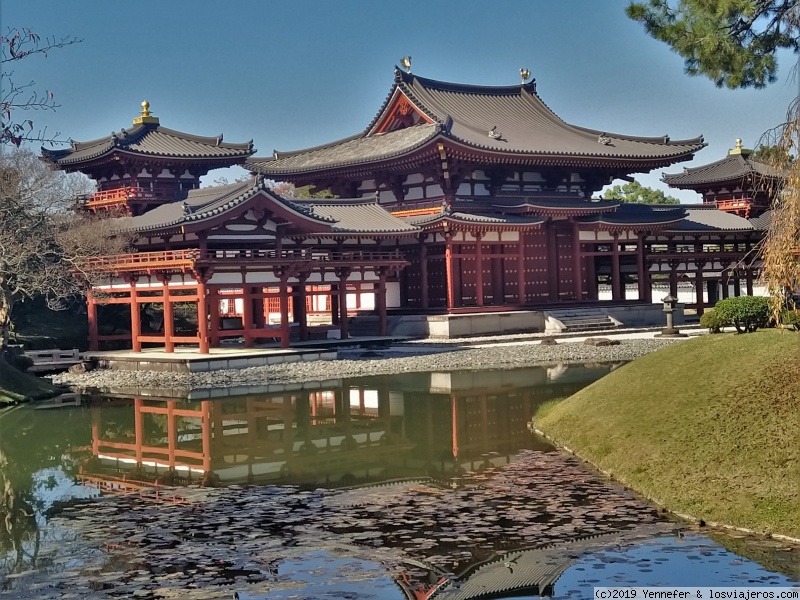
[79,364,615,490]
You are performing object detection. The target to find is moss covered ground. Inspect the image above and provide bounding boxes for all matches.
[535,329,800,538]
[0,358,60,405]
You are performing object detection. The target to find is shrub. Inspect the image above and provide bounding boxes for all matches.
[779,309,800,331]
[699,309,727,333]
[713,296,771,334]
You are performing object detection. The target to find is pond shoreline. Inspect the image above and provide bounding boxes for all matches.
[51,336,683,392]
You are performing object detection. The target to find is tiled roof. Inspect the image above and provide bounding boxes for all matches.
[246,124,440,173]
[662,153,783,187]
[291,198,419,233]
[394,70,704,159]
[117,177,330,233]
[749,210,772,231]
[489,197,620,211]
[407,211,544,227]
[669,206,755,231]
[578,202,687,226]
[42,123,254,166]
[248,68,704,176]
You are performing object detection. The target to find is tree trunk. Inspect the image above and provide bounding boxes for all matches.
[0,283,14,351]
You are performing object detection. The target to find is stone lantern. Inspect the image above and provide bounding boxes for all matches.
[656,294,687,338]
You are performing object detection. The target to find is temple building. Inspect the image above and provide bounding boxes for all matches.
[43,67,765,354]
[661,139,783,219]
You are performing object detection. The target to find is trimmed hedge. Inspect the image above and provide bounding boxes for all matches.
[713,296,771,334]
[699,308,727,333]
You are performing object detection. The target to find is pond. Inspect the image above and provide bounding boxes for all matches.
[0,363,796,598]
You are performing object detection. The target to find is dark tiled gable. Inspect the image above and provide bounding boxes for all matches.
[115,179,419,235]
[292,199,420,233]
[247,68,705,175]
[42,123,254,166]
[662,154,783,187]
[246,124,439,173]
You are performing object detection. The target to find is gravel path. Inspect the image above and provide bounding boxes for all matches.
[51,337,684,392]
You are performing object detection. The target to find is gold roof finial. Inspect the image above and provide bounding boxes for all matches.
[520,68,531,83]
[401,56,412,73]
[728,138,750,156]
[133,100,159,125]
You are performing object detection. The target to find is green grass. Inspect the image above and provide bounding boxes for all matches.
[0,358,60,404]
[535,329,800,538]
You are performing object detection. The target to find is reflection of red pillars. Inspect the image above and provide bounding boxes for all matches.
[92,412,100,455]
[134,398,144,464]
[201,401,211,473]
[87,291,98,351]
[167,400,177,468]
[451,394,459,460]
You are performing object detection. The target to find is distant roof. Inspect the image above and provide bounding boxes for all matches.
[669,206,755,232]
[662,152,783,189]
[247,68,705,178]
[117,178,418,236]
[406,210,544,229]
[42,118,254,170]
[577,202,687,227]
[749,209,772,231]
[292,198,419,234]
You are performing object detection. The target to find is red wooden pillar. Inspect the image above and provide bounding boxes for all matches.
[163,284,175,353]
[241,287,253,348]
[208,286,220,347]
[695,265,705,316]
[517,232,526,304]
[297,275,309,342]
[196,278,209,354]
[572,221,583,302]
[279,278,290,349]
[585,248,597,301]
[546,221,559,301]
[636,232,647,302]
[376,269,388,337]
[337,270,350,339]
[419,239,429,309]
[445,233,456,310]
[611,232,622,301]
[475,232,484,307]
[129,279,142,352]
[87,290,99,351]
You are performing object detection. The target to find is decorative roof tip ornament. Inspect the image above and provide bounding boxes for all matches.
[133,100,159,126]
[597,134,612,146]
[401,56,412,74]
[488,126,503,140]
[728,138,749,155]
[520,68,531,83]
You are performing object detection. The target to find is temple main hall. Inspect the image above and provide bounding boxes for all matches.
[43,67,766,354]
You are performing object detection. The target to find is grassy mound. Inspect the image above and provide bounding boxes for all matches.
[0,358,60,404]
[535,329,800,538]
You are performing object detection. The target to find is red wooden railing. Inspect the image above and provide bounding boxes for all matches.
[89,248,408,272]
[80,186,158,209]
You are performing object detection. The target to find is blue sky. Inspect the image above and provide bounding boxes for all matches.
[3,0,797,202]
